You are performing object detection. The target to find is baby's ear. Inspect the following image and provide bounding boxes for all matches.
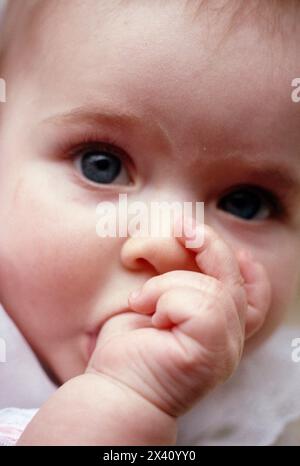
[236,250,272,340]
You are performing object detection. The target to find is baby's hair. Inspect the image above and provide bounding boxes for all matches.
[185,0,300,23]
[183,0,300,48]
[0,0,300,75]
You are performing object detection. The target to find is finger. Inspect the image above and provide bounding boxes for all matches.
[152,286,243,365]
[177,218,244,289]
[237,250,272,339]
[91,311,153,354]
[177,218,247,319]
[129,270,225,315]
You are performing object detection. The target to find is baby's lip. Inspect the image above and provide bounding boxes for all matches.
[86,307,131,359]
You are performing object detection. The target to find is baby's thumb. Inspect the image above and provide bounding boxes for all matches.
[237,250,272,339]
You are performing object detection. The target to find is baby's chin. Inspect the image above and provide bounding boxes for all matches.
[40,359,63,386]
[37,343,89,386]
[47,361,87,386]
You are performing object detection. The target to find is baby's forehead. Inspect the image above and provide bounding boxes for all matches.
[1,1,299,112]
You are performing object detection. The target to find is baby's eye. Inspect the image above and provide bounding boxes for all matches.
[75,144,131,185]
[217,186,280,221]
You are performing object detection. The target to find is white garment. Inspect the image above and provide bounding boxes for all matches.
[0,0,6,23]
[177,324,300,445]
[0,304,57,409]
[0,303,56,445]
[1,302,300,445]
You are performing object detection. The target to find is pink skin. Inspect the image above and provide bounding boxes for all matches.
[86,218,271,417]
[0,0,300,388]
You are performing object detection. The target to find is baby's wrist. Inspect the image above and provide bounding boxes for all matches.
[82,370,178,445]
[18,372,177,445]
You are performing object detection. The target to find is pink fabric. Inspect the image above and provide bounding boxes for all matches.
[0,408,38,446]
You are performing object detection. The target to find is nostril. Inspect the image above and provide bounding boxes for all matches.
[135,258,148,266]
[134,258,155,271]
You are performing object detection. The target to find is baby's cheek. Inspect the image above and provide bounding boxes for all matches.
[260,245,300,335]
[0,177,116,341]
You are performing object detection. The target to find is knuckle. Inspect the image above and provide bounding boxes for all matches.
[157,288,174,307]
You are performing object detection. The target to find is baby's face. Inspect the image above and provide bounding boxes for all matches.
[0,0,300,383]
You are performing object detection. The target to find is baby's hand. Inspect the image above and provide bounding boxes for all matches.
[86,219,271,418]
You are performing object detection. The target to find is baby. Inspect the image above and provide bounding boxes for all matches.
[0,0,300,445]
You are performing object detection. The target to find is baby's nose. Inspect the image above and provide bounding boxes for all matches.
[120,234,198,275]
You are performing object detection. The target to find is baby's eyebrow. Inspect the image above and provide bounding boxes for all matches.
[41,105,173,154]
[211,153,300,188]
[43,106,141,128]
